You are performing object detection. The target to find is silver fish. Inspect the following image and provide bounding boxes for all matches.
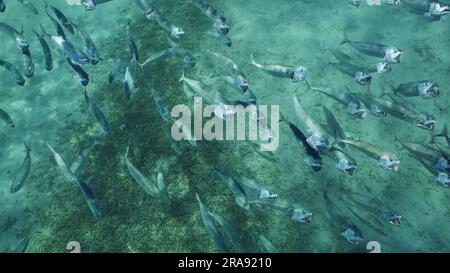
[293,93,330,151]
[47,144,80,187]
[17,0,38,15]
[340,138,400,171]
[0,59,26,86]
[393,81,440,99]
[341,33,403,63]
[214,168,249,210]
[345,192,402,226]
[311,86,366,118]
[195,193,229,251]
[33,25,53,71]
[124,146,159,196]
[84,90,111,136]
[0,108,14,127]
[70,141,100,174]
[0,22,29,52]
[402,0,449,21]
[251,54,307,82]
[324,191,363,245]
[151,88,171,122]
[10,142,32,193]
[157,172,171,209]
[190,0,230,35]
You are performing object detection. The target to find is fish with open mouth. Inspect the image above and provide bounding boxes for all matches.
[81,0,113,11]
[207,51,256,103]
[400,141,449,172]
[385,93,437,131]
[330,61,372,86]
[324,191,363,244]
[179,71,234,119]
[340,138,400,171]
[237,176,278,201]
[402,0,450,21]
[251,54,308,83]
[320,106,358,175]
[341,32,403,64]
[293,93,330,151]
[0,22,29,52]
[311,86,367,118]
[345,192,402,225]
[408,149,450,187]
[0,59,26,86]
[354,93,436,131]
[190,0,230,35]
[327,48,392,74]
[249,197,313,223]
[206,30,232,47]
[0,108,14,127]
[393,81,440,99]
[280,114,323,172]
[133,0,185,39]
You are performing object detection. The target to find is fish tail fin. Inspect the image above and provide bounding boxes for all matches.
[39,23,51,38]
[340,25,350,45]
[250,54,257,66]
[125,146,130,159]
[179,69,186,82]
[279,112,286,123]
[429,131,436,145]
[435,123,448,138]
[24,142,31,152]
[166,35,178,49]
[32,28,40,38]
[304,79,312,91]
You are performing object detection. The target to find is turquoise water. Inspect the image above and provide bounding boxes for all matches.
[0,0,449,253]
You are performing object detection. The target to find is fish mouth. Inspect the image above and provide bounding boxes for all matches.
[353,109,367,119]
[305,156,323,172]
[291,68,307,82]
[344,165,357,175]
[355,72,371,85]
[380,155,400,171]
[389,216,401,226]
[292,208,313,223]
[416,119,436,131]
